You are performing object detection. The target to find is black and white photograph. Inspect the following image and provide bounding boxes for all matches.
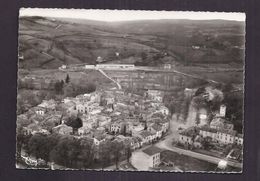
[16,8,245,172]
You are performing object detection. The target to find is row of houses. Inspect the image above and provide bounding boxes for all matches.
[199,125,243,145]
[179,120,243,147]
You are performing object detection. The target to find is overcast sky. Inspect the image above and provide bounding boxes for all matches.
[20,8,245,22]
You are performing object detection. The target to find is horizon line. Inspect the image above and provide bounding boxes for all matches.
[19,8,246,22]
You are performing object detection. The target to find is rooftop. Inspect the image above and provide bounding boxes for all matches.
[199,125,218,133]
[217,129,237,136]
[139,130,153,138]
[143,146,162,156]
[180,127,198,137]
[151,123,163,131]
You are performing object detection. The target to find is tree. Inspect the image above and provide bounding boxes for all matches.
[65,74,70,84]
[28,133,47,159]
[63,83,75,97]
[195,87,206,96]
[16,126,32,158]
[78,138,94,168]
[111,140,124,169]
[122,124,127,136]
[144,121,148,130]
[193,96,207,109]
[50,135,79,167]
[65,116,83,134]
[60,80,64,87]
[99,140,112,169]
[54,80,64,94]
[195,113,200,126]
[66,138,81,167]
[201,136,212,150]
[63,82,96,97]
[126,146,132,163]
[42,134,60,163]
[27,133,60,163]
[223,93,243,133]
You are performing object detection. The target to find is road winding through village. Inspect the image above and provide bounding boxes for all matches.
[154,117,242,169]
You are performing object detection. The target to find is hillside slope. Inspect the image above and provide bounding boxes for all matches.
[18,16,245,69]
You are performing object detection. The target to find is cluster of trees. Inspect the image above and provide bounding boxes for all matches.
[19,73,96,105]
[54,80,65,94]
[17,92,41,114]
[53,74,70,95]
[223,93,243,133]
[163,90,190,121]
[16,126,33,158]
[63,82,96,98]
[18,78,55,90]
[21,133,92,168]
[17,90,53,114]
[98,139,131,169]
[134,52,167,66]
[17,131,132,169]
[58,74,96,97]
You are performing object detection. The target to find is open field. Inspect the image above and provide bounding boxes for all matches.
[19,68,114,88]
[160,150,241,172]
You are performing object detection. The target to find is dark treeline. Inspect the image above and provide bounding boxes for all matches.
[16,131,132,169]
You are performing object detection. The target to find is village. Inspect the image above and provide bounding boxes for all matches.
[16,66,243,171]
[17,80,173,169]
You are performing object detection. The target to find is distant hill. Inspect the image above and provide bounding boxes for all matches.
[18,16,245,69]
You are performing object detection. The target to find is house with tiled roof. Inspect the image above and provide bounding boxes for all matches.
[31,106,46,116]
[93,133,106,146]
[179,127,198,145]
[153,118,169,133]
[234,133,243,145]
[199,125,242,145]
[147,90,163,102]
[78,126,91,136]
[215,129,237,145]
[138,130,155,144]
[80,114,98,129]
[110,121,123,134]
[130,136,143,150]
[130,123,145,136]
[62,101,76,115]
[131,146,162,170]
[76,102,88,114]
[210,117,234,131]
[148,123,163,139]
[199,125,218,140]
[24,123,43,135]
[38,99,57,111]
[52,123,73,135]
[158,106,169,116]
